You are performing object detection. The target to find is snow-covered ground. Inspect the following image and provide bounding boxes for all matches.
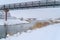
[10,8,60,20]
[0,23,60,40]
[0,4,60,40]
[0,0,60,40]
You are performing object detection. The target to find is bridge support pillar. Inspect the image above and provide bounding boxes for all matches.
[3,8,9,38]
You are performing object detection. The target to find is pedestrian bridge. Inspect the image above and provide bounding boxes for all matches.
[0,0,60,10]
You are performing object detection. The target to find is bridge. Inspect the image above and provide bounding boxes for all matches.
[0,1,60,10]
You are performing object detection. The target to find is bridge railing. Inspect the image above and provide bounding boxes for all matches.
[0,1,60,10]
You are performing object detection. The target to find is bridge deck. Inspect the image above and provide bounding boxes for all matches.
[0,1,60,10]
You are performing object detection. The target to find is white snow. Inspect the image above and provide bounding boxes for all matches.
[0,0,60,40]
[0,23,60,40]
[10,8,60,20]
[0,11,29,25]
[0,19,29,25]
[0,4,60,40]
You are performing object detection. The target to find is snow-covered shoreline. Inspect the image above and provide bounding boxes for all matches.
[0,23,60,40]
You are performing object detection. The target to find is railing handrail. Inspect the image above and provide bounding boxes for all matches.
[0,1,60,10]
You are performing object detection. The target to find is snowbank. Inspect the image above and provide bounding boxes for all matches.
[1,23,60,40]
